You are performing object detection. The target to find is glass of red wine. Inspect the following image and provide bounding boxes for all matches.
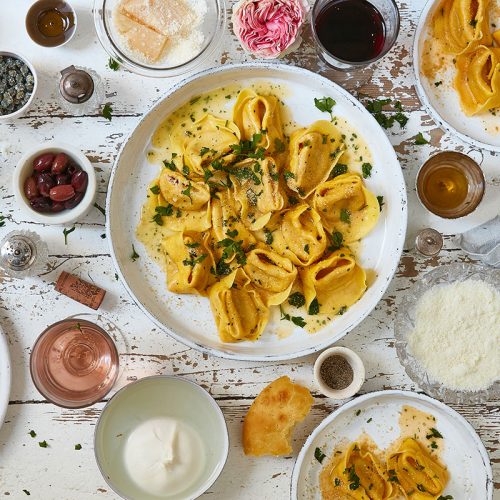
[312,0,400,70]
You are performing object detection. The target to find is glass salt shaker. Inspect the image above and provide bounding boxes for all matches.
[58,65,105,115]
[0,230,48,278]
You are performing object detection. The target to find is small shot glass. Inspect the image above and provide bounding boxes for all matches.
[311,0,400,71]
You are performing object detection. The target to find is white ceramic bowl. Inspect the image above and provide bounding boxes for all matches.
[0,325,11,431]
[94,376,229,500]
[0,51,38,121]
[314,346,365,399]
[13,141,97,225]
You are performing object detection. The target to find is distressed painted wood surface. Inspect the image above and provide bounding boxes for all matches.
[0,0,499,498]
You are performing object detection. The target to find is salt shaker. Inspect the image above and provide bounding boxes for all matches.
[0,230,48,278]
[415,228,443,257]
[58,65,105,115]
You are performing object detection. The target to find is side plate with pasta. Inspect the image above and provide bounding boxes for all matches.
[106,63,406,360]
[291,390,493,499]
[414,0,500,152]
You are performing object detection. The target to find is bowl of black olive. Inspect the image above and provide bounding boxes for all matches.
[13,142,97,224]
[0,51,37,120]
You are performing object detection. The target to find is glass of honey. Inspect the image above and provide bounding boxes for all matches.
[26,0,77,48]
[416,152,485,219]
[311,0,400,70]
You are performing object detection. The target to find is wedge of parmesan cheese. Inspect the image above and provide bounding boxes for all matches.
[119,0,195,37]
[114,11,168,62]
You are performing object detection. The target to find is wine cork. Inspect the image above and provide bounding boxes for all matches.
[55,271,106,310]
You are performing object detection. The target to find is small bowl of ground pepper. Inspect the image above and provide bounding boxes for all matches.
[314,347,365,399]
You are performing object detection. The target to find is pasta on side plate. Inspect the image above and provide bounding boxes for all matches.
[138,88,381,343]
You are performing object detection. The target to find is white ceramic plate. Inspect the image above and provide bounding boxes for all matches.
[106,63,407,361]
[414,0,500,152]
[291,390,493,499]
[0,324,11,429]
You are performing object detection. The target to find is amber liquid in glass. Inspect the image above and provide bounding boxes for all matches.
[422,165,469,210]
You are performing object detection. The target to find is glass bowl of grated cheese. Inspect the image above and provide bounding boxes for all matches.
[394,263,500,404]
[93,0,226,77]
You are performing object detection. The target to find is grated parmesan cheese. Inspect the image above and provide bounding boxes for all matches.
[408,279,500,391]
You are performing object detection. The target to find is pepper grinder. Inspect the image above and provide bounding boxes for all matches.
[58,65,105,115]
[0,230,48,279]
[415,228,443,257]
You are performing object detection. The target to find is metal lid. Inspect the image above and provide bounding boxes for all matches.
[0,234,37,271]
[59,65,94,104]
[415,228,443,257]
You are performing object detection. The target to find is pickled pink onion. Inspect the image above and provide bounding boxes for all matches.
[232,0,309,59]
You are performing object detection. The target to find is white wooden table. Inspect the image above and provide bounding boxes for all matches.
[0,1,498,498]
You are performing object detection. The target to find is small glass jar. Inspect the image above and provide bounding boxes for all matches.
[416,151,485,219]
[311,0,400,70]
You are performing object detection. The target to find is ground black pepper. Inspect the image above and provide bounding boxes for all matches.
[319,355,354,390]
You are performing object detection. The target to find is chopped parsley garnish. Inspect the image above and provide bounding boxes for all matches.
[108,58,119,71]
[130,245,140,262]
[283,171,295,181]
[334,478,341,487]
[377,196,384,211]
[344,465,360,490]
[367,418,372,423]
[217,238,246,265]
[355,409,361,416]
[435,81,443,87]
[38,440,48,448]
[181,181,193,202]
[102,103,113,121]
[279,306,306,328]
[288,195,299,206]
[163,158,177,171]
[23,490,30,496]
[226,229,238,238]
[308,298,320,315]
[417,484,427,492]
[231,133,265,161]
[388,470,399,483]
[469,19,477,27]
[151,204,174,224]
[438,496,453,500]
[288,292,305,308]
[63,226,75,245]
[314,447,326,463]
[328,231,343,251]
[183,254,207,267]
[426,427,443,439]
[365,98,408,129]
[189,96,201,105]
[235,166,261,185]
[186,242,200,248]
[200,146,210,156]
[314,96,336,120]
[0,215,5,227]
[74,444,82,450]
[150,185,160,195]
[337,306,347,315]
[29,430,36,438]
[274,138,286,153]
[329,163,348,179]
[361,162,372,178]
[304,244,310,254]
[415,132,429,145]
[264,228,274,245]
[211,260,232,276]
[182,165,190,176]
[340,208,351,224]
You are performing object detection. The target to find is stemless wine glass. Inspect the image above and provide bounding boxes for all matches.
[311,0,400,70]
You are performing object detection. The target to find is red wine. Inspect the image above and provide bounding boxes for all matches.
[315,0,386,63]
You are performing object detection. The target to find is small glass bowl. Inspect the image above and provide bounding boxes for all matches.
[394,263,500,404]
[311,0,400,71]
[93,0,226,78]
[416,151,485,219]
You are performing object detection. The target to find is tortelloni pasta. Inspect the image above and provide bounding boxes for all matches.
[233,88,286,157]
[433,0,492,55]
[138,87,382,344]
[209,268,269,342]
[320,442,393,500]
[268,204,327,266]
[387,438,449,499]
[286,120,346,198]
[313,173,380,243]
[243,247,297,306]
[300,248,366,315]
[454,45,500,115]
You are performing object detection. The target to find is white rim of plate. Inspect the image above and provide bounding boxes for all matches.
[106,61,407,361]
[290,389,494,499]
[0,325,11,429]
[412,0,500,153]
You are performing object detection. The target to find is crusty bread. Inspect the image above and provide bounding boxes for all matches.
[243,376,313,456]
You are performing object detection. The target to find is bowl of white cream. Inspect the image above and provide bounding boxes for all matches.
[94,376,229,499]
